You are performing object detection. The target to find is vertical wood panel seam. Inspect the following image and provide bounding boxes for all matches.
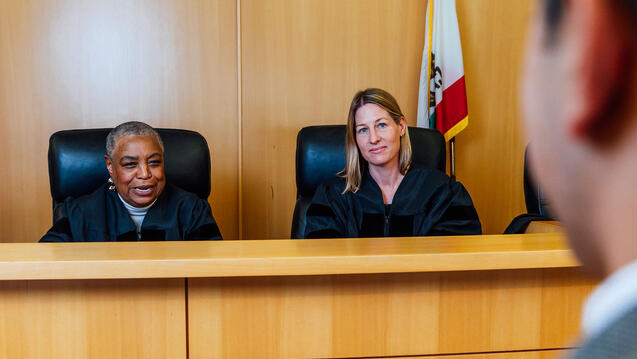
[185,278,190,358]
[236,0,244,240]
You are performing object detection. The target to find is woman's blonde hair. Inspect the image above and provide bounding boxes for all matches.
[340,88,412,193]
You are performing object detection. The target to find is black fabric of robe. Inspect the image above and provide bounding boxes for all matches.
[304,165,481,238]
[40,183,222,242]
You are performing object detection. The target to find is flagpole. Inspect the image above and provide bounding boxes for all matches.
[425,0,433,127]
[449,138,456,182]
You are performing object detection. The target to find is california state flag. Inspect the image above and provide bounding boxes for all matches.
[417,0,468,141]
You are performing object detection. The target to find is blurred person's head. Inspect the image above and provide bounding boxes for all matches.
[523,0,637,276]
[343,88,411,192]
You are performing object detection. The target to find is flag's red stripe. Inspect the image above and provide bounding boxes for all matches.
[435,76,468,134]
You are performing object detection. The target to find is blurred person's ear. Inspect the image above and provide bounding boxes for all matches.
[564,0,631,141]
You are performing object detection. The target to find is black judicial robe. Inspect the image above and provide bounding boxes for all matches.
[304,165,481,238]
[40,183,222,242]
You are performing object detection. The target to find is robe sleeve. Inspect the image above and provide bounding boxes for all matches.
[39,205,74,242]
[304,182,348,239]
[184,198,223,241]
[425,181,482,236]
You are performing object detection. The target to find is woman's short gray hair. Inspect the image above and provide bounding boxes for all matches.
[105,121,164,158]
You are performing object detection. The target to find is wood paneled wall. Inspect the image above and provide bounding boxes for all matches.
[455,0,534,235]
[0,0,535,241]
[240,0,534,238]
[0,0,238,241]
[240,0,428,239]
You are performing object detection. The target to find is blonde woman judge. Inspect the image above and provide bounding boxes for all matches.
[304,88,481,238]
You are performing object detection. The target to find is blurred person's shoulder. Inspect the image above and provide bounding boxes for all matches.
[571,304,637,359]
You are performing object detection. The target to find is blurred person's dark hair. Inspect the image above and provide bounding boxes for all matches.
[543,0,637,42]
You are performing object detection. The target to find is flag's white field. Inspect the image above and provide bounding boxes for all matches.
[417,0,468,141]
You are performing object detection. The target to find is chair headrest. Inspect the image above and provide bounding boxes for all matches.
[523,146,553,218]
[295,125,445,198]
[48,128,211,205]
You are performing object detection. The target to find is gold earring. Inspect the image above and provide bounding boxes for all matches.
[108,178,116,191]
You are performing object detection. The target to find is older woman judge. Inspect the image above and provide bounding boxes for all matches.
[304,88,481,238]
[40,121,222,242]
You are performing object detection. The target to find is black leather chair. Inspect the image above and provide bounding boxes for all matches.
[504,146,554,234]
[48,128,211,223]
[291,125,446,239]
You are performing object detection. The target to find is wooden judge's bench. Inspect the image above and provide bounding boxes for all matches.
[0,233,594,359]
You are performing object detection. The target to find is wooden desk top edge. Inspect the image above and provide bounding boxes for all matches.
[0,233,580,280]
